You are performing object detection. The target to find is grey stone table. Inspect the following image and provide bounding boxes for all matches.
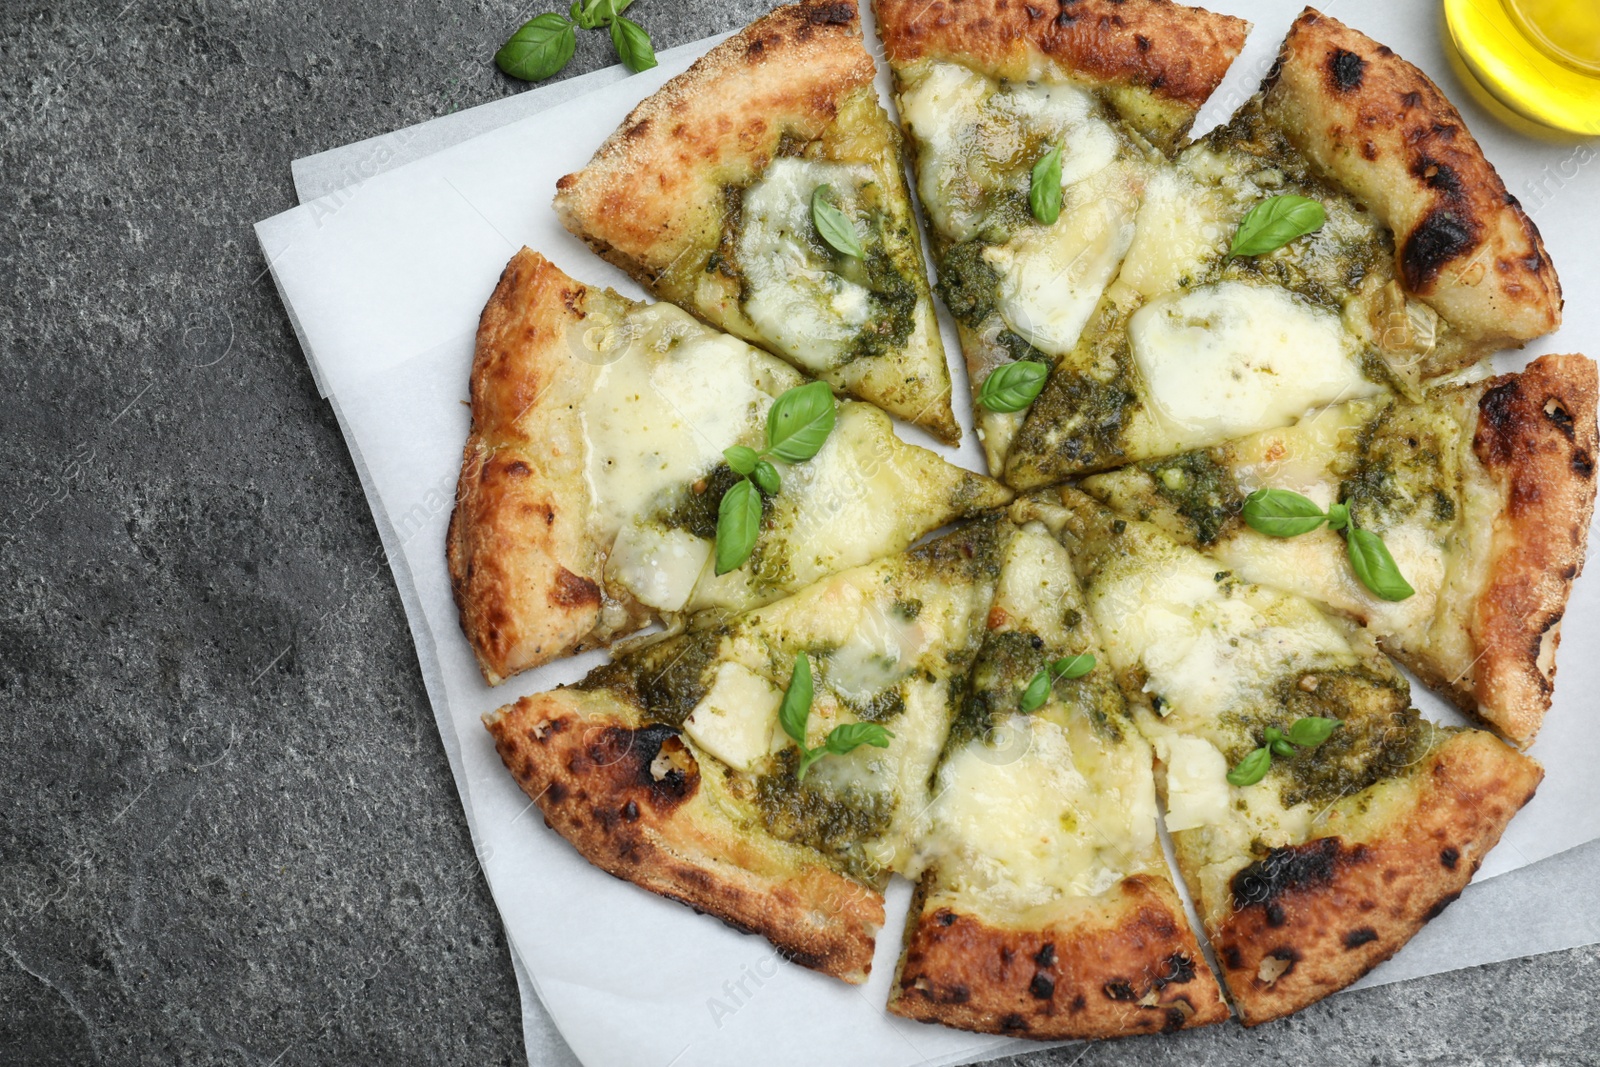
[1,2,1596,1065]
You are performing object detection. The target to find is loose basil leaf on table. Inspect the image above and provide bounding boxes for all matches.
[977,360,1049,413]
[1029,144,1063,226]
[495,13,577,82]
[713,477,762,575]
[811,186,864,259]
[1228,194,1326,259]
[610,13,657,73]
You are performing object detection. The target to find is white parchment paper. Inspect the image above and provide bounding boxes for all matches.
[256,3,1600,1064]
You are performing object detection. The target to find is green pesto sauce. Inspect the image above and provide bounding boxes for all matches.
[934,239,1001,330]
[1023,361,1140,473]
[753,749,894,880]
[1140,450,1245,545]
[840,685,906,724]
[655,463,752,540]
[1337,403,1460,532]
[579,631,724,730]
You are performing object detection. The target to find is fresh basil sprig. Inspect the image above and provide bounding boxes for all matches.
[811,186,864,259]
[1019,654,1096,713]
[780,653,895,781]
[976,360,1049,413]
[713,381,838,574]
[1226,716,1343,787]
[1228,195,1326,259]
[1029,144,1064,225]
[497,0,655,82]
[1240,487,1413,602]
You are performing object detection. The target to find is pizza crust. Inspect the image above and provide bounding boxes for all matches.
[1212,730,1541,1025]
[874,0,1249,151]
[447,249,645,685]
[485,689,885,983]
[1260,8,1561,368]
[890,874,1229,1038]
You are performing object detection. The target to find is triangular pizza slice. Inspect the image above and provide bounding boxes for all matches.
[987,8,1561,487]
[554,0,960,443]
[484,519,1007,983]
[889,509,1228,1038]
[874,0,1248,474]
[1078,353,1597,746]
[1049,488,1542,1024]
[448,249,1009,684]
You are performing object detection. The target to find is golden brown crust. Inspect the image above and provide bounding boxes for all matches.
[874,0,1248,149]
[485,690,884,983]
[1212,731,1542,1026]
[447,250,645,685]
[889,874,1228,1038]
[1463,354,1598,745]
[1260,8,1561,361]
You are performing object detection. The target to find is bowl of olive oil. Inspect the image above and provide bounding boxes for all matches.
[1444,0,1600,135]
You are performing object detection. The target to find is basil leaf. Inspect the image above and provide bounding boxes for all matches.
[1325,501,1350,531]
[977,360,1049,413]
[609,14,657,73]
[750,459,781,496]
[723,445,758,475]
[1051,653,1095,680]
[495,13,577,82]
[796,746,827,782]
[1346,527,1415,601]
[824,722,895,755]
[811,186,864,259]
[713,478,762,575]
[1241,488,1328,538]
[1226,746,1273,787]
[1229,194,1326,259]
[1271,739,1297,758]
[765,381,837,463]
[1029,145,1063,226]
[778,652,814,749]
[1019,669,1052,713]
[1286,716,1342,747]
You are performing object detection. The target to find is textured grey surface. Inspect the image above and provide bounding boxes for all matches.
[0,1,1597,1065]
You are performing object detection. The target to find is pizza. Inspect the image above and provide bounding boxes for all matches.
[889,515,1228,1038]
[1045,488,1543,1024]
[554,0,961,443]
[875,2,1562,485]
[447,248,1009,684]
[1078,353,1598,746]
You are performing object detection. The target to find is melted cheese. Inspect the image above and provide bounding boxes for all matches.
[605,523,711,613]
[1115,166,1229,301]
[1129,282,1383,442]
[683,662,782,772]
[1157,736,1231,833]
[737,158,878,374]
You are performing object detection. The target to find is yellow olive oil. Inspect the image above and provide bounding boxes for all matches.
[1444,0,1600,134]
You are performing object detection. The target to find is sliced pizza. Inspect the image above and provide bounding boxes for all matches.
[553,0,960,443]
[979,8,1561,487]
[890,511,1228,1038]
[874,0,1248,474]
[1078,352,1597,746]
[484,519,1007,982]
[1049,487,1542,1024]
[448,249,1009,684]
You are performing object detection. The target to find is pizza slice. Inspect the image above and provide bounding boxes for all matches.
[889,509,1228,1038]
[554,0,960,443]
[448,249,1009,684]
[483,519,1008,982]
[1078,353,1597,746]
[1049,487,1542,1025]
[874,0,1249,474]
[992,8,1562,487]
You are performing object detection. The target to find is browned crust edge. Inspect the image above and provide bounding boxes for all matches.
[874,0,1248,145]
[485,690,885,983]
[1212,730,1542,1026]
[1260,8,1561,351]
[889,874,1229,1039]
[552,0,873,285]
[1463,353,1598,745]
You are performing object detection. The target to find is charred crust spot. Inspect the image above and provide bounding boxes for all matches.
[1329,48,1366,91]
[1155,953,1197,988]
[1476,380,1521,467]
[545,781,568,804]
[801,1,856,26]
[1070,994,1087,1012]
[550,568,602,609]
[1135,33,1151,51]
[1401,89,1422,108]
[505,460,531,477]
[936,910,957,927]
[1222,945,1243,970]
[1344,927,1379,950]
[1265,902,1287,927]
[1000,1013,1029,1033]
[1025,4,1046,19]
[946,984,971,1004]
[1055,9,1076,26]
[1543,399,1576,438]
[1163,1007,1188,1033]
[1029,972,1055,1000]
[745,37,765,58]
[1574,450,1594,478]
[1425,890,1462,920]
[1403,209,1478,290]
[1231,837,1345,911]
[1361,141,1378,161]
[1034,943,1056,967]
[1413,156,1463,198]
[1103,980,1138,1002]
[623,119,650,140]
[1440,846,1460,869]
